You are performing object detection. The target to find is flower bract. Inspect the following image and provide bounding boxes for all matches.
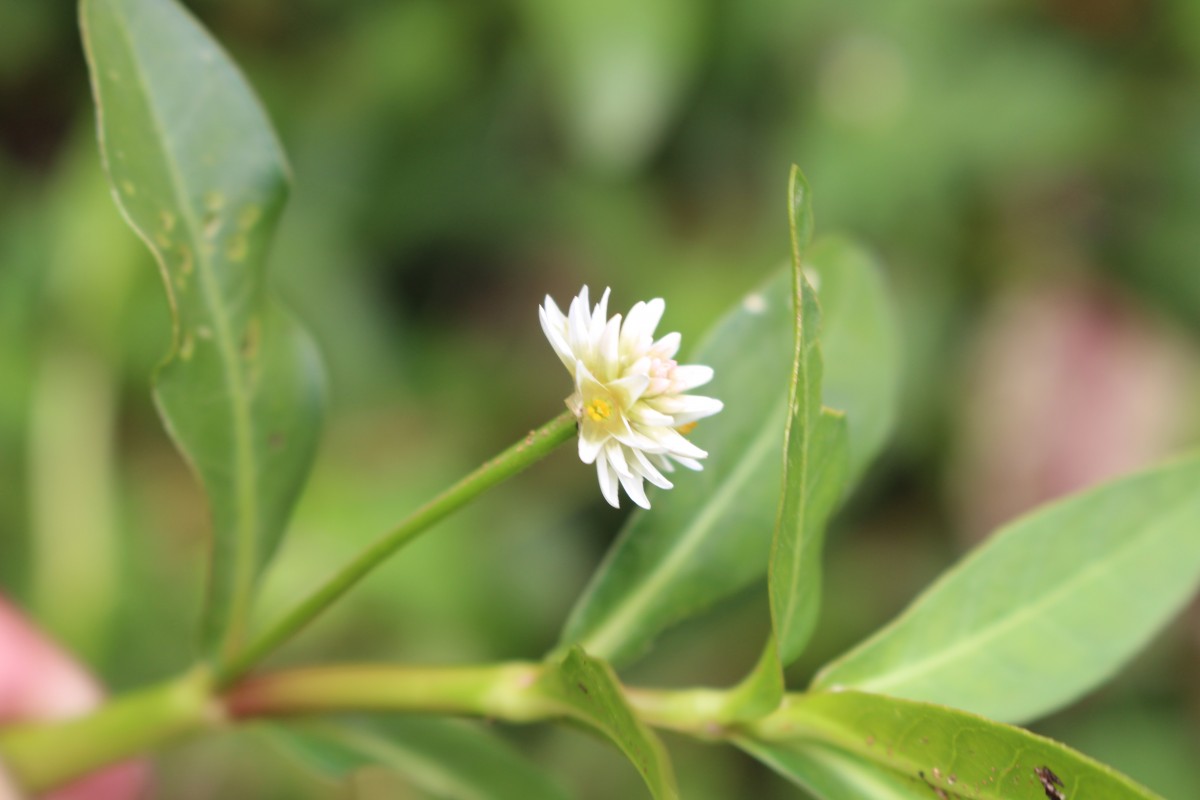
[539,286,723,508]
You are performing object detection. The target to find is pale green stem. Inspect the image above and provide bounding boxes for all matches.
[0,669,218,794]
[0,661,826,796]
[216,411,577,687]
[224,662,559,724]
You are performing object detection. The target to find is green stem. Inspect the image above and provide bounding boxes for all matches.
[216,411,577,687]
[224,662,558,724]
[0,669,218,793]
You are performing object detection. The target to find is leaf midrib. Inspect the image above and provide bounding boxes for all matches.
[835,497,1198,697]
[773,291,817,652]
[111,1,259,644]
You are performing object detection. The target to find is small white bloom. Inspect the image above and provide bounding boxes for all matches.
[540,286,724,509]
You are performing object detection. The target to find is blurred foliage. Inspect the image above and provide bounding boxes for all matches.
[2,0,1200,797]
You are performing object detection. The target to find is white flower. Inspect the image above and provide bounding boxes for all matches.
[540,286,724,509]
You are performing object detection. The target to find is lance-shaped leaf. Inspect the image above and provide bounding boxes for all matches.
[768,167,849,667]
[81,0,324,656]
[268,718,570,800]
[561,237,897,667]
[720,168,849,722]
[745,691,1162,800]
[533,647,678,800]
[812,455,1200,724]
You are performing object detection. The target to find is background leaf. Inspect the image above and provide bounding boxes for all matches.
[517,0,704,173]
[81,0,325,657]
[813,456,1200,724]
[561,241,897,668]
[811,237,900,489]
[749,691,1162,800]
[268,717,570,800]
[533,647,678,800]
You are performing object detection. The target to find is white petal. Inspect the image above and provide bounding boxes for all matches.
[613,421,665,454]
[591,287,611,342]
[653,453,676,473]
[573,358,604,396]
[632,447,673,489]
[620,298,665,353]
[608,373,649,408]
[599,313,622,379]
[606,440,632,477]
[596,449,620,508]
[670,455,704,471]
[568,286,592,355]
[653,427,708,460]
[651,331,681,359]
[579,425,606,464]
[542,295,566,328]
[670,395,725,425]
[671,364,714,391]
[626,403,674,427]
[539,305,576,373]
[618,470,651,509]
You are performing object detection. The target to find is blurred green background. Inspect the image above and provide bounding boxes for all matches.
[2,0,1200,796]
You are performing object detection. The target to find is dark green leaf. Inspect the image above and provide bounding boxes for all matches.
[813,456,1200,724]
[81,0,324,657]
[268,717,570,800]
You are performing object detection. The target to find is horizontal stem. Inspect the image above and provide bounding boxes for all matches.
[217,411,577,687]
[224,662,557,724]
[0,669,219,793]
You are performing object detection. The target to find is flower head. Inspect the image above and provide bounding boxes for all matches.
[540,286,723,508]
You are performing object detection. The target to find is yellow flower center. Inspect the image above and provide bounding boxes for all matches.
[676,421,698,435]
[585,398,613,422]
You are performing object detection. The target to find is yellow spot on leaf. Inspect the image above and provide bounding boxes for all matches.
[179,332,195,361]
[154,231,171,248]
[237,205,261,230]
[159,210,176,233]
[226,235,248,263]
[120,180,136,196]
[178,244,194,274]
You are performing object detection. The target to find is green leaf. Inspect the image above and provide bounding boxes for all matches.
[768,167,849,666]
[736,738,928,800]
[723,167,849,721]
[812,456,1200,724]
[561,240,898,667]
[747,691,1162,800]
[768,407,847,664]
[81,0,324,657]
[268,718,570,800]
[533,647,678,800]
